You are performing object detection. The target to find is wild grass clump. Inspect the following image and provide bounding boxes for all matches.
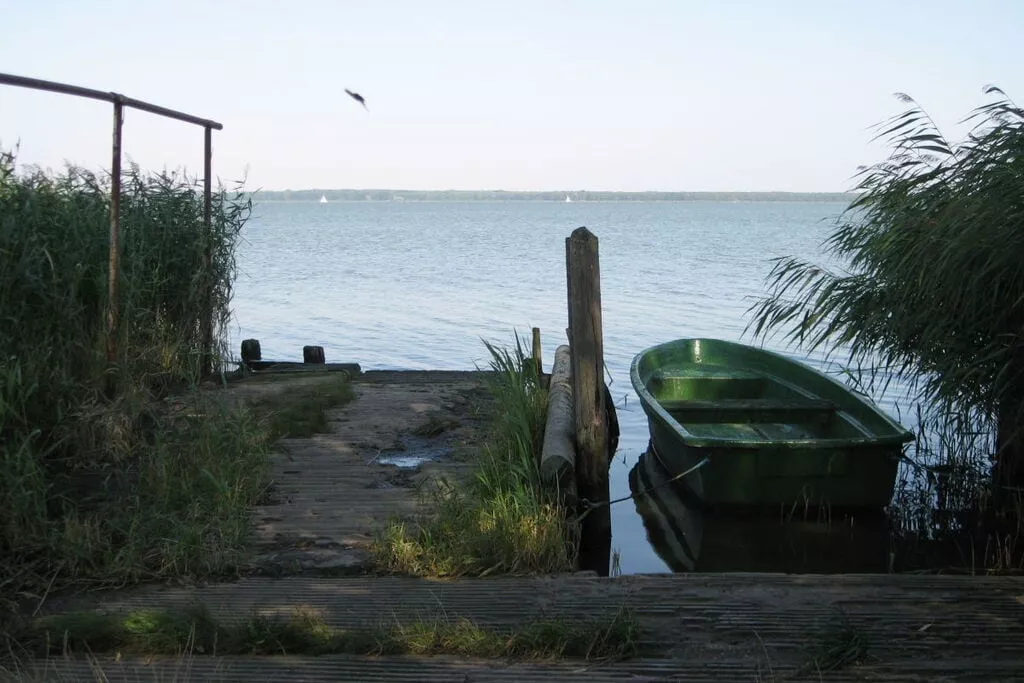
[374,484,574,576]
[248,374,355,439]
[756,611,869,681]
[373,334,578,576]
[0,146,257,614]
[17,605,640,661]
[886,405,1024,573]
[4,395,273,597]
[412,415,461,437]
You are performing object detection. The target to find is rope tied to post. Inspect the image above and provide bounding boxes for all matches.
[575,455,711,522]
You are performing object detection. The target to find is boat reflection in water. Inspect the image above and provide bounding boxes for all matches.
[628,443,891,573]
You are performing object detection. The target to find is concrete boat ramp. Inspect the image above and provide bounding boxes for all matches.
[10,371,1024,682]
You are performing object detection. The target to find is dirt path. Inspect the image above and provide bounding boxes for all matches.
[246,370,491,574]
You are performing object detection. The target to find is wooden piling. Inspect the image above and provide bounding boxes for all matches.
[240,339,262,363]
[565,226,611,575]
[531,327,542,383]
[303,345,326,364]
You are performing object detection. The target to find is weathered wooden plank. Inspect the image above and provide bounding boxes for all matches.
[21,654,1020,683]
[36,572,1024,679]
[15,604,1024,683]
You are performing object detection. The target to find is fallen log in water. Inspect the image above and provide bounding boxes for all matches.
[541,344,576,506]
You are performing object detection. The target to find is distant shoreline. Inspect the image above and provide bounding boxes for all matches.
[253,189,857,203]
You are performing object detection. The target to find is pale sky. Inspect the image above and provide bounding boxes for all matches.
[1,0,1021,192]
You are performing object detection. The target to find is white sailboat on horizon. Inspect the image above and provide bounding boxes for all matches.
[565,194,572,203]
[319,195,328,204]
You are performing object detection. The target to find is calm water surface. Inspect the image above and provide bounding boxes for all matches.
[230,200,907,574]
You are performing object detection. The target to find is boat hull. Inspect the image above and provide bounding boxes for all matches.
[630,339,913,508]
[629,446,889,572]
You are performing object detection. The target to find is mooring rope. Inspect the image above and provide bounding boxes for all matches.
[575,455,711,521]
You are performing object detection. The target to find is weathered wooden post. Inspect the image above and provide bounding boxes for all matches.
[531,327,543,382]
[565,226,611,575]
[303,345,326,364]
[241,339,262,364]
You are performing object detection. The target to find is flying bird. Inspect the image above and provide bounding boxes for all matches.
[345,88,368,111]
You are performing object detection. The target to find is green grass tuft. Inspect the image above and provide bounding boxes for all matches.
[1,394,274,605]
[248,375,355,439]
[372,334,577,576]
[411,415,461,437]
[19,605,640,661]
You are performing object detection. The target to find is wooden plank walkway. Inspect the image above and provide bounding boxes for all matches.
[20,572,1024,681]
[20,655,1024,683]
[9,371,1024,682]
[244,371,490,574]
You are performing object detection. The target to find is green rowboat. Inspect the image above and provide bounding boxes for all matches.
[630,338,914,508]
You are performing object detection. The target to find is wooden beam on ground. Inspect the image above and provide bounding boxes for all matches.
[540,345,577,506]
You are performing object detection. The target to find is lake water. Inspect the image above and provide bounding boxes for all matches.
[230,200,909,575]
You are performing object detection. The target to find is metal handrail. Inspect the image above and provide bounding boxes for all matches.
[1,71,223,381]
[0,72,222,129]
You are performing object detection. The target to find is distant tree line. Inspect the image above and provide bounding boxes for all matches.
[253,189,857,203]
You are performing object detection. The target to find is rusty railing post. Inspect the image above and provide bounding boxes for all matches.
[0,72,225,390]
[201,124,214,376]
[105,98,124,394]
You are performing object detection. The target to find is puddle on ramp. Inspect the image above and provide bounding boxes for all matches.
[377,435,454,469]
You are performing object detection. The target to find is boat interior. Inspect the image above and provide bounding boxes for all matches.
[647,366,870,442]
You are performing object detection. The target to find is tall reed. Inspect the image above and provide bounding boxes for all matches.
[745,87,1024,568]
[0,146,254,608]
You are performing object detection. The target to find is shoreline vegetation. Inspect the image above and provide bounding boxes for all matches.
[0,147,282,625]
[4,82,1023,660]
[253,189,858,203]
[749,88,1024,573]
